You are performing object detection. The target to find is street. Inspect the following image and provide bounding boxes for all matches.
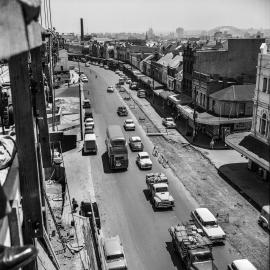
[79,64,236,270]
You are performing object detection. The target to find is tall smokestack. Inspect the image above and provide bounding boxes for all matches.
[80,18,84,42]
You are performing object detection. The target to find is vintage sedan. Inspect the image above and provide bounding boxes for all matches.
[136,152,152,170]
[129,136,143,151]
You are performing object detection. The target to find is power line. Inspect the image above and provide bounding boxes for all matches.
[48,0,53,29]
[45,0,49,29]
[43,0,47,28]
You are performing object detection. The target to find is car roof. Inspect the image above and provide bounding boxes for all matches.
[233,259,257,270]
[195,208,216,223]
[85,134,96,140]
[104,235,122,256]
[125,119,133,122]
[139,152,149,157]
[85,118,93,121]
[154,183,168,188]
[130,136,141,141]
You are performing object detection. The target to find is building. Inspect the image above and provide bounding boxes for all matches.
[225,43,270,181]
[176,27,184,39]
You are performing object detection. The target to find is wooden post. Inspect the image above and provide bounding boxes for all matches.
[31,46,52,168]
[9,52,44,270]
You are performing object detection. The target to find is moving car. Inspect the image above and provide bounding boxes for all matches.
[123,119,135,131]
[81,76,88,82]
[107,86,115,93]
[137,90,146,98]
[102,235,127,270]
[130,82,138,90]
[136,152,152,170]
[85,117,94,128]
[162,117,176,128]
[117,106,128,116]
[191,207,226,244]
[129,136,143,151]
[227,259,257,270]
[258,205,270,230]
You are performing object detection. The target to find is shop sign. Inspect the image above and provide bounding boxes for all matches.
[234,122,251,131]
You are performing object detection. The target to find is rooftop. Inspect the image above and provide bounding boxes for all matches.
[209,84,255,102]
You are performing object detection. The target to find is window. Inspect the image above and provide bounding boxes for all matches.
[260,113,267,136]
[268,80,270,94]
[212,100,216,111]
[262,78,267,92]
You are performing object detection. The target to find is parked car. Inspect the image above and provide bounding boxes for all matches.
[85,126,94,134]
[258,205,270,230]
[126,79,132,85]
[130,82,138,90]
[83,99,91,109]
[104,65,109,69]
[81,76,88,82]
[102,235,127,270]
[117,106,128,116]
[162,117,176,128]
[191,208,226,244]
[85,117,94,128]
[115,69,121,75]
[136,152,152,170]
[129,136,143,151]
[123,119,135,131]
[107,86,115,93]
[227,259,257,270]
[85,62,90,67]
[137,90,146,98]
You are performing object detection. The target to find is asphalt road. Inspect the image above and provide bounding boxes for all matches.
[78,62,235,270]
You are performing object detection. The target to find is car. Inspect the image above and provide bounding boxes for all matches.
[126,79,132,85]
[162,117,176,128]
[103,235,127,270]
[117,106,128,116]
[83,99,91,109]
[81,76,88,82]
[85,62,90,67]
[107,86,114,93]
[136,152,152,170]
[85,126,94,134]
[227,259,257,270]
[191,208,226,244]
[80,201,101,230]
[129,136,143,151]
[115,69,121,75]
[85,117,94,127]
[104,65,109,69]
[123,119,135,131]
[130,82,138,90]
[258,205,270,230]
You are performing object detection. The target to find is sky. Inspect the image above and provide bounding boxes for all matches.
[46,0,270,34]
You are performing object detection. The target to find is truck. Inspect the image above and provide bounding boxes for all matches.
[145,173,174,209]
[168,222,218,270]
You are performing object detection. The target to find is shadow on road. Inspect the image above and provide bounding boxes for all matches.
[142,189,150,201]
[165,241,183,270]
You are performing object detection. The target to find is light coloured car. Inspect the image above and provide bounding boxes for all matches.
[191,208,226,244]
[136,152,152,170]
[129,136,143,151]
[85,118,94,128]
[115,70,121,75]
[81,76,88,82]
[104,65,109,69]
[130,82,138,90]
[126,79,132,85]
[85,62,90,67]
[103,235,127,270]
[123,119,135,131]
[162,117,176,128]
[227,259,257,270]
[107,86,115,93]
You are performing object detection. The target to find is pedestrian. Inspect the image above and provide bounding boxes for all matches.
[210,138,215,149]
[72,198,78,213]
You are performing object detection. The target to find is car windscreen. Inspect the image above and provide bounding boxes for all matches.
[155,187,168,192]
[111,139,126,147]
[106,253,124,261]
[192,252,213,262]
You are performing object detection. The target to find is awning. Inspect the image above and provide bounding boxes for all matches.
[177,105,252,125]
[225,132,270,171]
[159,91,175,100]
[168,93,193,105]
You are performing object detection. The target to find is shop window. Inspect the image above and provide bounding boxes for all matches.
[260,113,267,135]
[262,78,267,92]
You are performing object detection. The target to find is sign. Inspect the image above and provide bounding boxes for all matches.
[234,122,251,131]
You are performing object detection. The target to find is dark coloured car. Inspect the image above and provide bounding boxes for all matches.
[117,106,128,116]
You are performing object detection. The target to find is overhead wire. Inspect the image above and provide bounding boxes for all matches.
[43,0,48,29]
[45,0,49,29]
[48,0,53,29]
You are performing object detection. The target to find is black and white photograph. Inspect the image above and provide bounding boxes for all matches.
[0,0,269,269]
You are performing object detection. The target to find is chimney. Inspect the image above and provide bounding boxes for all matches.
[80,18,84,42]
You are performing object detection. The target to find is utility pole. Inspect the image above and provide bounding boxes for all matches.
[78,61,83,141]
